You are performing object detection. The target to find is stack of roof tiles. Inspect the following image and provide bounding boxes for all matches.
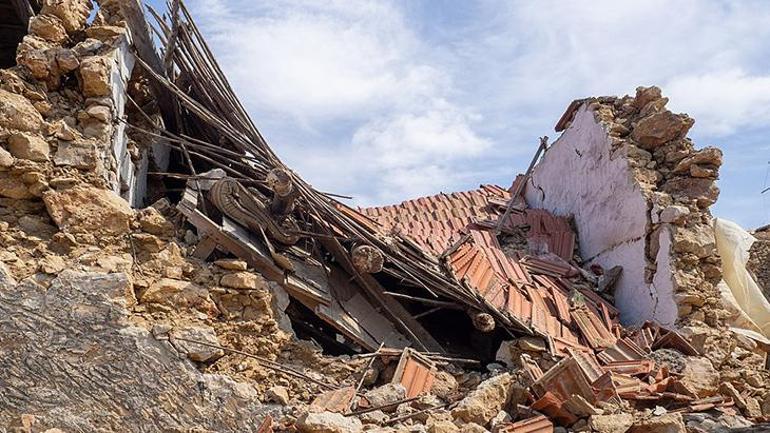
[360,183,607,356]
[362,184,728,425]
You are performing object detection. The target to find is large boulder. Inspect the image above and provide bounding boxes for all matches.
[43,186,134,235]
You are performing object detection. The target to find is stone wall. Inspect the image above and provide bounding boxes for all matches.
[526,87,725,328]
[2,0,167,209]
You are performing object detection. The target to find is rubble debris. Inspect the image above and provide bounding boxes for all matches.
[0,0,767,431]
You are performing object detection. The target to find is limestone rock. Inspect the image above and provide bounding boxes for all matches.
[79,56,112,97]
[634,86,663,109]
[0,270,271,431]
[43,186,133,235]
[427,420,460,433]
[220,272,264,290]
[662,177,719,208]
[459,423,489,433]
[431,371,459,400]
[632,111,694,148]
[137,207,175,236]
[588,413,633,433]
[659,205,690,224]
[451,373,513,425]
[141,278,218,316]
[55,48,80,73]
[296,411,363,433]
[28,14,69,43]
[360,410,388,425]
[41,0,92,33]
[8,132,50,161]
[673,226,716,259]
[679,356,718,398]
[169,325,224,362]
[0,177,32,199]
[627,412,685,433]
[266,385,290,405]
[364,383,406,411]
[215,259,249,271]
[0,148,14,168]
[53,141,98,169]
[0,89,45,132]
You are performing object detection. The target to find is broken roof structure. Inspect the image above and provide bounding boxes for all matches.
[1,0,769,431]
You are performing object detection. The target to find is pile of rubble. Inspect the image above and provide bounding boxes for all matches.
[1,1,770,433]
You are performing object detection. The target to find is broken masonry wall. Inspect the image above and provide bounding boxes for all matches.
[5,0,168,209]
[525,87,725,328]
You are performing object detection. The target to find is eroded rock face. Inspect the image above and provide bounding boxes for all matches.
[0,268,273,431]
[43,185,134,235]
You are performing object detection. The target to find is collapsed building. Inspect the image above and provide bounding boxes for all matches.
[0,1,768,432]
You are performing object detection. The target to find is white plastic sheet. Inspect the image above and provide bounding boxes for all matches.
[714,218,770,337]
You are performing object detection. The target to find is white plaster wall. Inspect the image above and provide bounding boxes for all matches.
[650,225,677,326]
[525,105,676,325]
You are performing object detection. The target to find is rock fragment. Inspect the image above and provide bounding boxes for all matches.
[169,325,224,362]
[43,186,134,235]
[296,411,363,433]
[451,373,512,425]
[7,132,50,161]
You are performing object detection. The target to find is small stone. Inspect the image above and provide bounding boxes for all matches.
[7,132,50,161]
[41,0,92,33]
[220,271,264,290]
[628,412,685,433]
[53,141,98,169]
[169,325,223,362]
[85,104,111,122]
[214,259,249,271]
[296,411,363,433]
[588,413,634,433]
[430,371,459,400]
[43,186,133,235]
[680,356,718,398]
[40,255,66,274]
[0,148,14,168]
[634,86,663,109]
[427,420,459,433]
[79,56,112,97]
[662,177,719,208]
[266,385,290,405]
[141,278,218,316]
[0,89,45,132]
[488,410,511,431]
[360,410,389,425]
[631,110,694,148]
[517,336,547,352]
[364,383,406,411]
[28,14,69,43]
[137,207,174,236]
[0,178,32,199]
[659,205,690,224]
[55,48,79,73]
[451,373,513,425]
[460,423,489,433]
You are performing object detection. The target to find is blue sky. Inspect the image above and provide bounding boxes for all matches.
[148,0,770,229]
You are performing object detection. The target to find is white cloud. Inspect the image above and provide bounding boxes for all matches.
[188,0,490,204]
[185,0,770,225]
[666,69,770,136]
